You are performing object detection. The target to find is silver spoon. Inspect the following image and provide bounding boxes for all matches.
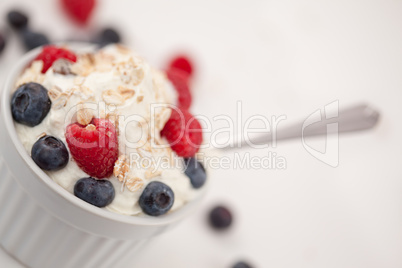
[219,103,380,151]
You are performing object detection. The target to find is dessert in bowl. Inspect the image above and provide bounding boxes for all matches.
[0,43,207,268]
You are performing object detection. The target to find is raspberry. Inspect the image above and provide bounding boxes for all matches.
[166,68,192,110]
[161,109,202,157]
[61,0,96,25]
[34,45,77,73]
[168,55,194,78]
[65,118,118,179]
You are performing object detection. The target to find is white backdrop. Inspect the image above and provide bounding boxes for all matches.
[0,0,401,267]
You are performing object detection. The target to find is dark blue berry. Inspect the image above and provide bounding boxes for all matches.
[7,10,29,30]
[21,29,49,51]
[74,177,115,208]
[11,82,51,127]
[31,135,69,171]
[184,157,206,189]
[209,206,233,230]
[98,28,121,47]
[233,261,253,268]
[0,33,5,54]
[139,181,174,216]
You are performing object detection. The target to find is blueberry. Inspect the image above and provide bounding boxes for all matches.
[139,181,174,216]
[98,28,121,47]
[11,82,51,127]
[184,157,206,189]
[0,33,5,54]
[74,177,115,208]
[21,29,49,51]
[233,261,253,268]
[7,10,28,30]
[209,206,233,230]
[31,135,69,171]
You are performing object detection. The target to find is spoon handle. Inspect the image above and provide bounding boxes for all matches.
[220,103,380,151]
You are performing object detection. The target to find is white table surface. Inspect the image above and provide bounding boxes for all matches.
[0,0,401,267]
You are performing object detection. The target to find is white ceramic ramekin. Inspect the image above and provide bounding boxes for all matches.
[0,45,205,268]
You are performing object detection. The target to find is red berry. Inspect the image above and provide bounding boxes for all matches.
[161,109,202,157]
[34,45,77,73]
[166,68,192,110]
[65,118,118,179]
[168,55,193,78]
[61,0,96,25]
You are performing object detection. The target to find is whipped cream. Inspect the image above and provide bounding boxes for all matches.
[14,44,200,216]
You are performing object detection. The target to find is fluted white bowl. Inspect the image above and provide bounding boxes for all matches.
[0,44,206,268]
